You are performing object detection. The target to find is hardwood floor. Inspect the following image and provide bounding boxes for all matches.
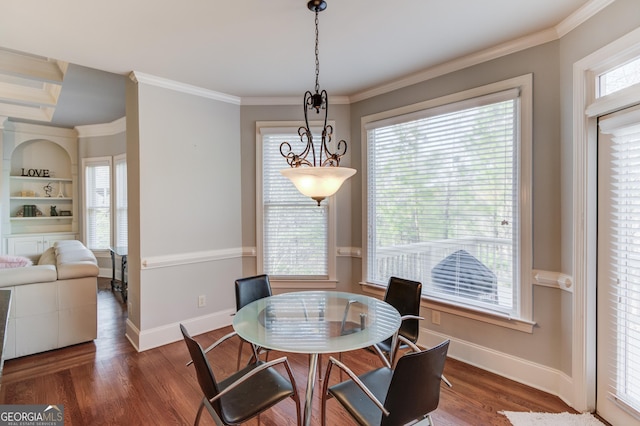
[0,278,578,425]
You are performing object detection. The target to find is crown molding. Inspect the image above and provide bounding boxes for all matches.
[76,116,126,138]
[130,71,241,105]
[241,95,351,106]
[4,120,77,137]
[350,28,558,103]
[556,0,616,38]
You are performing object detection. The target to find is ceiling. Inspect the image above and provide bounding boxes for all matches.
[0,0,600,128]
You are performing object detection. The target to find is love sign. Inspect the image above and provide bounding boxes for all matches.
[21,168,50,177]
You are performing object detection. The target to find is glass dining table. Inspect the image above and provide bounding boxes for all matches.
[233,290,401,426]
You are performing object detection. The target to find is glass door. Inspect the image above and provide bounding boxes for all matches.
[597,105,640,425]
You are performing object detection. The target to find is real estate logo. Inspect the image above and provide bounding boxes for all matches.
[0,404,64,426]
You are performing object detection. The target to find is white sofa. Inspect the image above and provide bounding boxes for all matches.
[0,240,98,359]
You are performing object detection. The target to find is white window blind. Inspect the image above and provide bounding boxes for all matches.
[600,115,640,415]
[114,154,127,248]
[84,157,111,250]
[261,131,328,278]
[366,89,520,316]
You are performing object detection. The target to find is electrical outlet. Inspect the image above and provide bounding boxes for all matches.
[198,295,206,308]
[432,310,441,325]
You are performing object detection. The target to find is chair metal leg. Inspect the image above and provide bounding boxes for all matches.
[317,354,323,380]
[194,399,205,426]
[442,374,452,387]
[201,398,225,426]
[236,340,244,370]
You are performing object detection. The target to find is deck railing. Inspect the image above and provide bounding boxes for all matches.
[371,237,514,306]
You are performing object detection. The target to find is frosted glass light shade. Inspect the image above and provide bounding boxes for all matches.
[281,166,356,205]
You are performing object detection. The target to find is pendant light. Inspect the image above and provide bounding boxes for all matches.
[279,0,356,206]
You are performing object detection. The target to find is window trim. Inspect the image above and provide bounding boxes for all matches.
[256,121,338,289]
[361,74,533,326]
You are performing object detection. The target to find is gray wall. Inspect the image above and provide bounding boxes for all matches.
[126,77,243,345]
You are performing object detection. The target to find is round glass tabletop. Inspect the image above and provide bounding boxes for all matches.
[233,290,401,354]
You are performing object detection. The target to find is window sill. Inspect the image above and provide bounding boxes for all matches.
[360,282,536,334]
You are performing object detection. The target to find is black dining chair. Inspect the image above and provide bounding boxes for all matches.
[371,276,423,366]
[321,339,450,426]
[321,277,422,379]
[180,324,302,426]
[234,274,272,369]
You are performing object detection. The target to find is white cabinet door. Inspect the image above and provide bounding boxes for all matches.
[7,234,76,259]
[7,236,44,259]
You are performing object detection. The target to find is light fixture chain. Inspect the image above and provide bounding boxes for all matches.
[314,10,320,94]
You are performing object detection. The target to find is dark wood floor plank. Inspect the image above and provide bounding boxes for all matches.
[0,278,578,425]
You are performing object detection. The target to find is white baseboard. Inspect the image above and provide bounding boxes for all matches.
[126,309,235,352]
[420,328,576,409]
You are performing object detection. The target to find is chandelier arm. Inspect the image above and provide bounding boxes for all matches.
[320,89,329,166]
[303,91,318,167]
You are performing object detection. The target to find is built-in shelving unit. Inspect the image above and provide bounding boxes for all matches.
[1,122,79,256]
[9,176,74,220]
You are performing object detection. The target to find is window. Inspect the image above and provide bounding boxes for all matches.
[83,157,111,250]
[598,56,640,98]
[83,155,127,250]
[114,154,128,248]
[257,123,336,280]
[364,76,532,320]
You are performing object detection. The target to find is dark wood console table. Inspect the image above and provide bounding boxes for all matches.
[110,246,128,302]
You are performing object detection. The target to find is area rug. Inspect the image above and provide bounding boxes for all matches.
[499,411,606,426]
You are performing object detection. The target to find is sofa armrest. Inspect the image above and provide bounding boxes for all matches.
[54,241,99,280]
[57,262,99,280]
[0,265,57,287]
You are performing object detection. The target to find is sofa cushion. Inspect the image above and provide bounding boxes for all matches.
[0,255,32,269]
[0,265,57,287]
[38,247,56,265]
[54,240,86,250]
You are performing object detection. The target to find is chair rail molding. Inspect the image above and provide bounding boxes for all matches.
[141,247,244,270]
[336,246,361,257]
[532,270,573,293]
